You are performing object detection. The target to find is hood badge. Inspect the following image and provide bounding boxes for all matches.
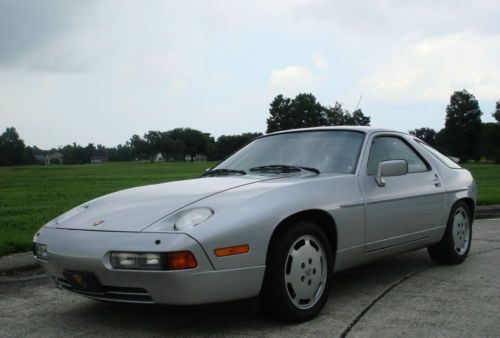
[92,220,105,226]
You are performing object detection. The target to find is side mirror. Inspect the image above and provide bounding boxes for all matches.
[375,160,408,187]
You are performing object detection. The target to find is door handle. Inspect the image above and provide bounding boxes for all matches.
[432,174,441,187]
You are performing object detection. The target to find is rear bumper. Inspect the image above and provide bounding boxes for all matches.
[34,228,265,305]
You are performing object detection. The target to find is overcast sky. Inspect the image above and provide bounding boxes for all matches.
[1,0,499,148]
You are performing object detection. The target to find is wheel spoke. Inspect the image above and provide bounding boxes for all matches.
[284,234,328,310]
[452,207,470,255]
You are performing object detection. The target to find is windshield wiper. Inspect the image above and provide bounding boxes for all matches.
[249,165,320,175]
[201,168,246,177]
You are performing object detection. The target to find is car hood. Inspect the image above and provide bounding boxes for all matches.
[50,176,276,232]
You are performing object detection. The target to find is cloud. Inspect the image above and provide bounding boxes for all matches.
[355,32,500,103]
[295,0,500,38]
[0,0,95,72]
[268,66,317,94]
[313,55,329,71]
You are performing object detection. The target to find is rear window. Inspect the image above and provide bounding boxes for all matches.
[416,140,462,169]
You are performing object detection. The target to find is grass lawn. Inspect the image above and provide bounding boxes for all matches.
[0,161,498,256]
[462,163,500,205]
[0,161,217,256]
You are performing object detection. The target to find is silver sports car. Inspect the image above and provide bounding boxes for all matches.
[33,127,476,322]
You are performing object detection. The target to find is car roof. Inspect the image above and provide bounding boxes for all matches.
[264,126,402,136]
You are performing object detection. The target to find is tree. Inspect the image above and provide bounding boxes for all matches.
[493,100,500,122]
[324,102,370,126]
[443,90,482,162]
[130,134,152,160]
[215,132,263,160]
[166,128,214,161]
[409,127,437,146]
[109,143,133,161]
[266,94,326,133]
[23,146,37,164]
[266,95,292,133]
[481,123,500,163]
[0,127,26,165]
[266,94,371,133]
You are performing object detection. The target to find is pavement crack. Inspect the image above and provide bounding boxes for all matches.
[339,245,500,338]
[473,238,500,244]
[339,266,431,338]
[469,246,500,256]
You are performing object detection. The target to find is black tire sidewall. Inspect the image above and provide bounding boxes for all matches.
[446,201,472,261]
[430,200,473,264]
[261,220,334,322]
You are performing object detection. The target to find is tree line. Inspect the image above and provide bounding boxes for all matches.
[266,93,370,132]
[1,91,499,165]
[0,127,262,165]
[409,90,500,163]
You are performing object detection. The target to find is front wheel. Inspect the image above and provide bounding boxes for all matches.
[428,201,472,264]
[260,221,334,322]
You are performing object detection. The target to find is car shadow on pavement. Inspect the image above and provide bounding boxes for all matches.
[58,249,435,336]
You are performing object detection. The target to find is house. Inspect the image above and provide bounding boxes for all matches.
[47,152,63,165]
[90,156,107,163]
[153,153,165,162]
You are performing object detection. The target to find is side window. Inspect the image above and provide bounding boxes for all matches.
[367,136,428,175]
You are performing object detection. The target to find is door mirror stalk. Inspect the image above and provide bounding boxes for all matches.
[375,160,408,187]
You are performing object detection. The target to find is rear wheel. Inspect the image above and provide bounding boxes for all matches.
[260,220,334,322]
[428,201,472,264]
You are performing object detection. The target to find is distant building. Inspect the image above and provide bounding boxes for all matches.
[90,156,107,163]
[47,152,63,165]
[184,154,207,162]
[153,153,165,162]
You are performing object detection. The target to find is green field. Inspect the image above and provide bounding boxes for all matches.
[0,162,498,256]
[462,163,500,205]
[0,162,217,256]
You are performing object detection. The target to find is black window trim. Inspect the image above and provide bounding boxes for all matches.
[365,134,432,176]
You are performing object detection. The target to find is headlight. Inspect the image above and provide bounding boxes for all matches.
[109,251,197,270]
[175,207,213,230]
[55,205,88,224]
[33,243,48,260]
[110,252,163,270]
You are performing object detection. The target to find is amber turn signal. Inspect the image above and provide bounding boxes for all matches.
[214,244,250,257]
[166,251,198,270]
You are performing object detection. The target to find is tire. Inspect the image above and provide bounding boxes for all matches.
[260,220,334,322]
[427,200,472,265]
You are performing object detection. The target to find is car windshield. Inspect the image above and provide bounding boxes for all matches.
[215,130,365,174]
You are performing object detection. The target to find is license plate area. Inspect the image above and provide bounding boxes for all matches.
[63,271,104,294]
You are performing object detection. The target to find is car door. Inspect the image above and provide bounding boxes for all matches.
[359,133,446,252]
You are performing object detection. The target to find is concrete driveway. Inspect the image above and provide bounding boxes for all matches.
[1,219,499,337]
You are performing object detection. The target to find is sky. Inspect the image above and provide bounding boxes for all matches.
[0,0,499,149]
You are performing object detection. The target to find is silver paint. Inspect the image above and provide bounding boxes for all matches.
[33,126,476,305]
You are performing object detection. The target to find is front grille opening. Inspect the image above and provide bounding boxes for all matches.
[55,278,153,303]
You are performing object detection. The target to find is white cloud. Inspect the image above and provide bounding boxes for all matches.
[355,32,500,103]
[268,66,316,94]
[313,55,329,71]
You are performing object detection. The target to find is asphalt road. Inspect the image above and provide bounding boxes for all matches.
[1,219,499,338]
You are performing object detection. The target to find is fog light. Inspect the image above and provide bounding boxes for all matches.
[33,243,48,260]
[110,252,164,270]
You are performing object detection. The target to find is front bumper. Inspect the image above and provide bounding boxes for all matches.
[34,228,265,305]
